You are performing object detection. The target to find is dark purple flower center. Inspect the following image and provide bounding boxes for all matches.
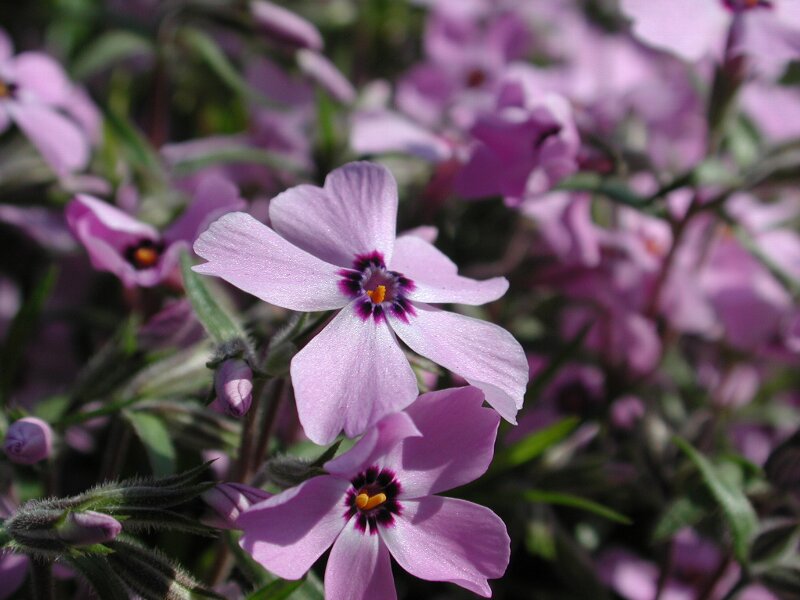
[723,0,772,11]
[338,251,416,323]
[0,79,18,99]
[344,466,401,535]
[125,239,163,270]
[465,68,488,89]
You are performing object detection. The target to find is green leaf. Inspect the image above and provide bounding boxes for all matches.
[180,252,244,344]
[673,436,758,563]
[761,565,800,598]
[72,30,155,79]
[0,266,57,405]
[126,412,176,477]
[750,521,800,566]
[103,107,164,175]
[556,173,650,208]
[66,555,130,600]
[178,27,276,107]
[170,145,308,177]
[652,493,708,542]
[524,490,632,525]
[245,579,305,600]
[493,417,579,472]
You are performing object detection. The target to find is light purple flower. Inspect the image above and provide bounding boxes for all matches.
[251,0,323,50]
[212,359,254,418]
[454,73,580,204]
[193,162,528,443]
[4,417,52,465]
[296,49,356,104]
[237,386,509,599]
[0,28,93,176]
[67,175,246,288]
[620,0,800,76]
[202,483,271,529]
[57,511,122,546]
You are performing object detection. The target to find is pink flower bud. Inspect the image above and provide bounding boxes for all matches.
[611,395,645,430]
[4,417,52,465]
[58,511,122,545]
[214,359,254,417]
[202,483,270,529]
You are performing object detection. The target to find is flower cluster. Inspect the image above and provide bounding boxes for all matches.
[1,0,800,599]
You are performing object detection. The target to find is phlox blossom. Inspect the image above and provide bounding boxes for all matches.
[237,386,510,599]
[193,161,528,444]
[67,175,245,288]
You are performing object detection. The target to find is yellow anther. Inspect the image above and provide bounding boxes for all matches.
[366,285,386,304]
[0,81,8,98]
[355,492,387,511]
[133,246,160,268]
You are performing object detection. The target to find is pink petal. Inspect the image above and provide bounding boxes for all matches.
[0,553,29,600]
[350,110,453,162]
[8,103,89,175]
[380,386,500,497]
[324,411,421,478]
[193,212,348,312]
[269,161,398,267]
[619,0,729,61]
[325,520,397,600]
[12,52,70,105]
[67,194,158,238]
[380,496,509,597]
[290,303,419,444]
[251,0,323,50]
[164,175,246,244]
[296,49,356,104]
[390,235,508,305]
[237,475,349,580]
[0,29,13,62]
[389,304,527,423]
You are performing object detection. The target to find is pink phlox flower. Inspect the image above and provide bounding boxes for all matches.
[67,175,246,288]
[0,28,97,176]
[620,0,800,77]
[193,161,528,444]
[237,386,510,599]
[454,68,580,204]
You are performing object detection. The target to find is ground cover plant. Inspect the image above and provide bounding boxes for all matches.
[1,1,800,599]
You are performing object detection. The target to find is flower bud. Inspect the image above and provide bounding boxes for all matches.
[610,395,645,430]
[4,417,52,465]
[58,511,122,546]
[214,359,253,417]
[202,483,270,529]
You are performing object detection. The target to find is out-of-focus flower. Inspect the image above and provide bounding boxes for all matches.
[611,395,645,430]
[194,162,528,443]
[296,50,356,104]
[57,511,122,546]
[66,175,245,288]
[619,0,800,76]
[212,359,254,418]
[238,386,509,599]
[0,28,96,176]
[4,416,52,465]
[454,72,580,204]
[202,483,271,529]
[250,0,323,50]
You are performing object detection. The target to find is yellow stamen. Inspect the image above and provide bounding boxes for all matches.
[366,285,386,304]
[133,246,160,268]
[0,80,9,98]
[355,492,387,511]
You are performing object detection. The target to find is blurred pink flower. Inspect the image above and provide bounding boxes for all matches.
[238,386,509,599]
[67,175,245,288]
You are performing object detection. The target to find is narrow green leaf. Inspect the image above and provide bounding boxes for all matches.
[556,173,650,208]
[761,565,800,598]
[178,27,275,107]
[0,267,57,405]
[652,494,707,542]
[673,436,758,564]
[524,490,632,525]
[750,521,800,566]
[246,579,305,600]
[103,107,164,175]
[170,145,308,177]
[66,555,130,600]
[493,417,579,472]
[180,252,243,344]
[126,412,176,477]
[72,30,155,79]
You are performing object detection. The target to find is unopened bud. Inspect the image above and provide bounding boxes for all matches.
[202,483,270,529]
[214,359,253,417]
[58,511,122,546]
[4,417,52,465]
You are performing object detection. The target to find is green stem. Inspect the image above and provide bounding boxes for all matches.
[30,560,54,600]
